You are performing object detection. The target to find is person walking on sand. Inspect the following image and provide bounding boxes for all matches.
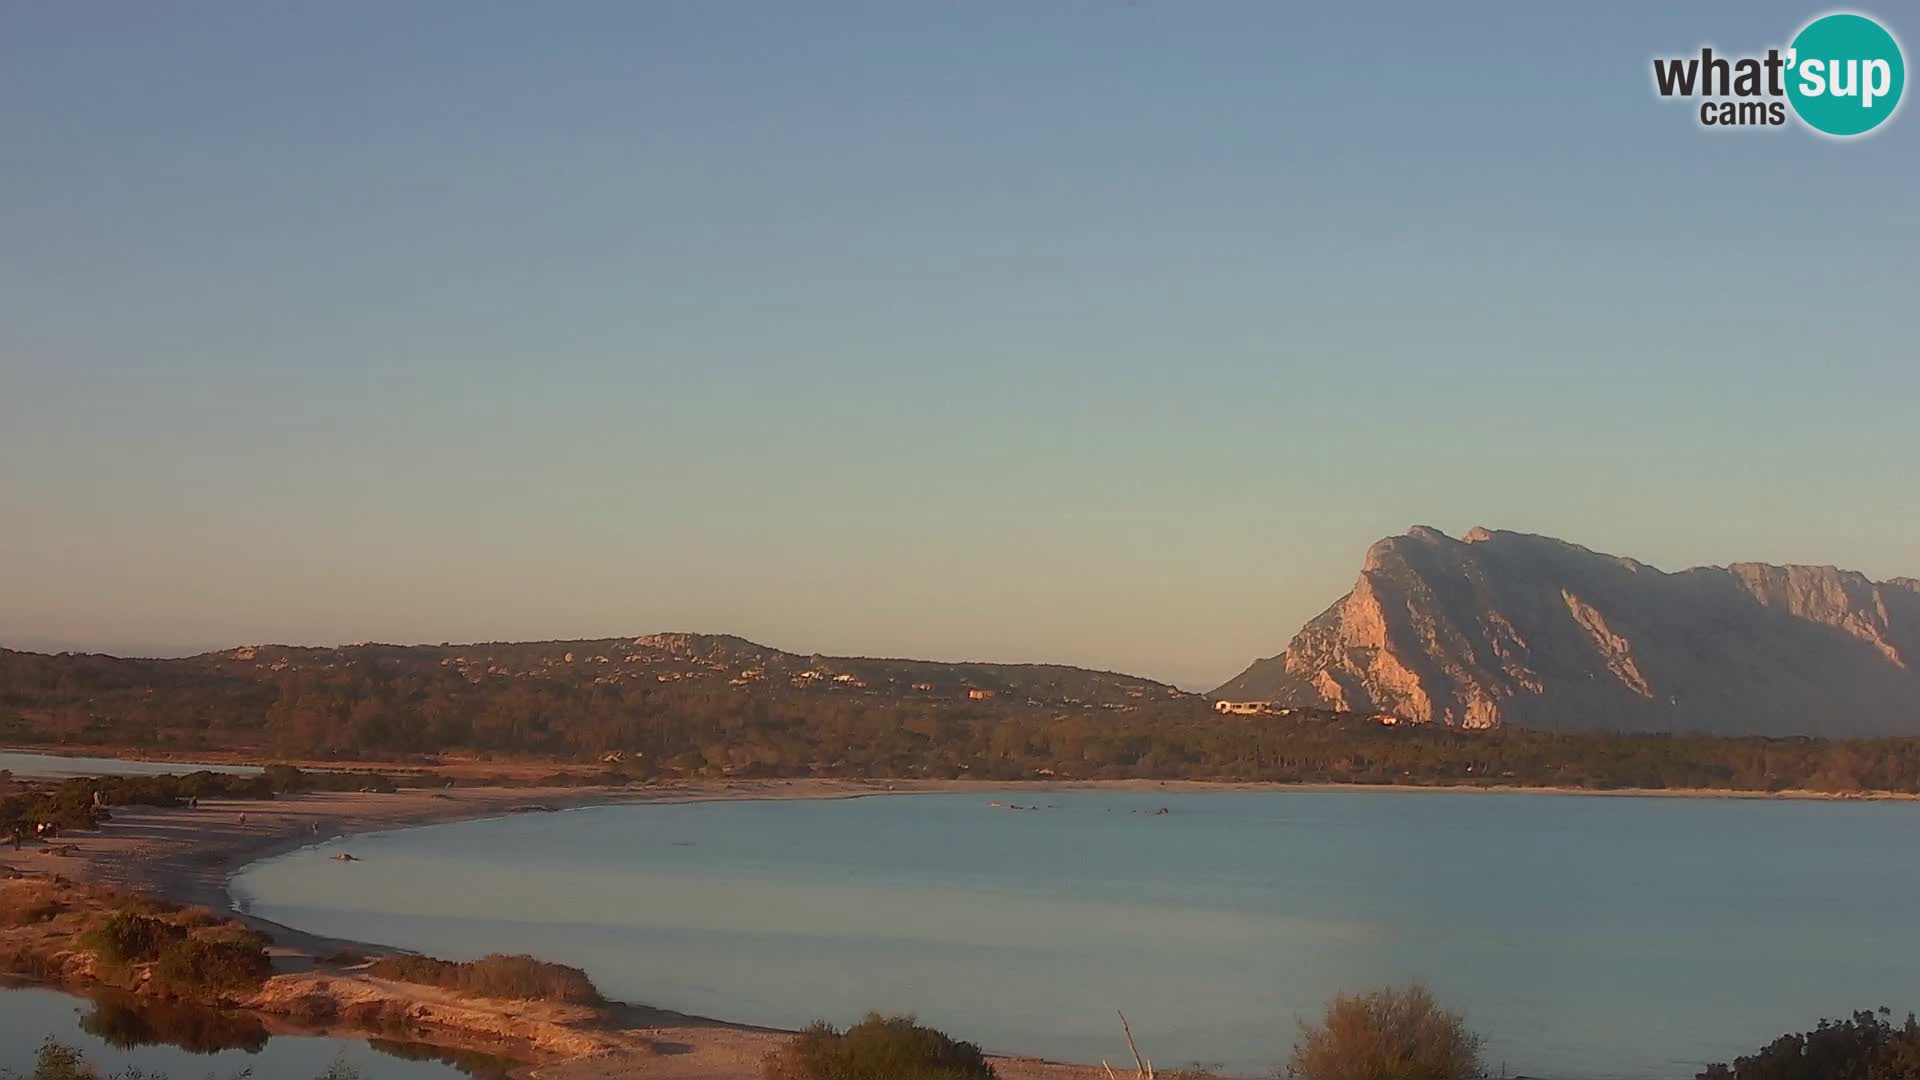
[238,812,247,828]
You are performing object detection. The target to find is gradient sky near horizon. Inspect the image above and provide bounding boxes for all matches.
[2,2,1915,690]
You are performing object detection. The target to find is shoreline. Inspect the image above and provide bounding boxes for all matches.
[6,773,1919,1077]
[0,779,1128,1080]
[8,742,1918,805]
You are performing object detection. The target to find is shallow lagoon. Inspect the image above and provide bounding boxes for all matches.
[232,790,1920,1078]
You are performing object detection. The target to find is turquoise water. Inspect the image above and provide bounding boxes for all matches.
[0,983,501,1077]
[0,750,261,779]
[230,791,1920,1079]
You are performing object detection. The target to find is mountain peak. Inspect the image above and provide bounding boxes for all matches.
[1215,529,1920,736]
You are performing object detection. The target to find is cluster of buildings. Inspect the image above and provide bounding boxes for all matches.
[1210,699,1420,726]
[1212,700,1299,717]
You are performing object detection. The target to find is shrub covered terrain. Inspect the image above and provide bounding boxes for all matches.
[366,952,604,1005]
[9,642,1920,793]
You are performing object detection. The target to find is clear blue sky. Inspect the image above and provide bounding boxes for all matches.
[2,2,1914,689]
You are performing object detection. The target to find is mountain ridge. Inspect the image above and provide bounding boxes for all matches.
[1214,526,1920,736]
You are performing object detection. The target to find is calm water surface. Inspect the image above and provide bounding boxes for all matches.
[0,750,260,779]
[0,984,503,1077]
[230,791,1920,1079]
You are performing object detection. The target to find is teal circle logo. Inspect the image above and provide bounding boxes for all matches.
[1787,13,1905,136]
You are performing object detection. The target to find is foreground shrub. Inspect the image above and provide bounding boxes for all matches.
[366,953,603,1005]
[763,1013,997,1080]
[81,913,186,966]
[150,935,272,994]
[1288,985,1485,1080]
[1698,1008,1920,1080]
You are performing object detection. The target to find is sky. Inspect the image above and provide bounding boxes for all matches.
[1,2,1915,690]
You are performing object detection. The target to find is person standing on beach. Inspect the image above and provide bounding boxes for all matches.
[238,812,247,828]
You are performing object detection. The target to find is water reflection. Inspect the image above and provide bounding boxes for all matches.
[77,990,270,1053]
[367,1039,516,1080]
[0,983,515,1079]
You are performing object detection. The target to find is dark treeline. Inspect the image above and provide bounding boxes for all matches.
[0,768,401,835]
[5,649,1920,792]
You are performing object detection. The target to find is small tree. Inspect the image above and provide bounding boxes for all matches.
[1287,985,1485,1080]
[13,1039,96,1080]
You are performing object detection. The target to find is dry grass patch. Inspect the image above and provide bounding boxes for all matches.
[0,881,66,927]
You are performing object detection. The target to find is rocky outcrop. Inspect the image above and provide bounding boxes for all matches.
[1214,527,1920,736]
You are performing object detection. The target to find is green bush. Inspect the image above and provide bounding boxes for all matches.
[1698,1008,1920,1080]
[763,1013,997,1080]
[1287,985,1485,1080]
[78,911,269,994]
[150,935,272,994]
[366,952,602,1005]
[81,913,186,966]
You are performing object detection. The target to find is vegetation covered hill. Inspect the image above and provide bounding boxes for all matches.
[7,634,1920,793]
[0,633,1191,767]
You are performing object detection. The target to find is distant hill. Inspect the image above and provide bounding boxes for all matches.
[0,632,1197,762]
[0,631,1220,775]
[1215,526,1920,736]
[184,632,1188,707]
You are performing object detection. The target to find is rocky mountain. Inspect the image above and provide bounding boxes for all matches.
[1214,527,1920,736]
